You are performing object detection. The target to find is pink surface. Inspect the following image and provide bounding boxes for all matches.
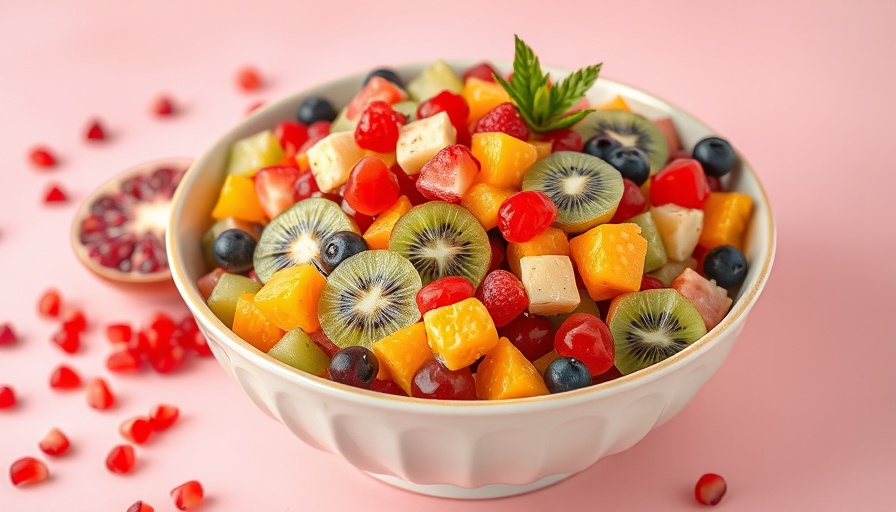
[1,0,893,510]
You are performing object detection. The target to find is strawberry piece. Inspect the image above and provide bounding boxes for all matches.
[254,165,303,219]
[650,158,711,209]
[695,473,727,506]
[0,386,16,408]
[462,62,499,83]
[354,101,405,153]
[416,277,476,316]
[474,102,530,141]
[106,323,133,344]
[417,91,470,133]
[415,145,480,203]
[343,155,400,216]
[39,427,70,456]
[171,480,204,510]
[152,95,175,116]
[120,417,153,444]
[51,327,80,354]
[148,404,180,431]
[475,270,528,328]
[9,457,48,486]
[106,444,136,474]
[497,191,558,243]
[85,119,106,141]
[38,289,62,317]
[107,346,141,373]
[62,309,87,333]
[237,66,262,91]
[43,184,68,203]
[672,268,733,331]
[345,76,406,120]
[274,121,309,154]
[127,501,155,512]
[0,323,17,345]
[49,364,81,390]
[86,378,115,410]
[540,128,584,153]
[29,146,57,168]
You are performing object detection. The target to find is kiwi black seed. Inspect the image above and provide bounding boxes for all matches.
[522,151,623,234]
[253,198,358,283]
[317,250,422,349]
[607,289,707,375]
[388,202,490,286]
[573,110,669,174]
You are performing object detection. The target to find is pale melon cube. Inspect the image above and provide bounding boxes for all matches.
[650,204,704,262]
[306,132,365,192]
[407,61,464,102]
[225,130,284,177]
[648,257,698,286]
[396,112,457,175]
[519,255,580,316]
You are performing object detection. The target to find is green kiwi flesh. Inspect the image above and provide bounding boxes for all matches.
[573,110,669,174]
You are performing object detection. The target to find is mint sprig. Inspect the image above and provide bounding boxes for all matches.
[495,35,601,134]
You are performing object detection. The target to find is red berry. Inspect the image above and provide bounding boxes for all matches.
[0,385,16,408]
[463,62,499,83]
[497,191,558,243]
[171,480,204,510]
[294,170,320,201]
[416,277,476,316]
[640,275,666,291]
[411,359,476,400]
[274,121,309,154]
[706,175,723,192]
[106,323,133,344]
[85,119,106,140]
[150,345,185,374]
[62,308,87,333]
[416,144,480,203]
[38,289,62,317]
[340,198,374,233]
[554,313,615,376]
[416,91,470,133]
[39,427,70,456]
[236,66,262,91]
[474,102,530,141]
[307,121,331,139]
[500,314,555,361]
[343,156,400,216]
[127,501,155,512]
[354,101,405,153]
[254,165,303,219]
[9,457,48,486]
[148,404,180,431]
[50,364,81,390]
[43,184,68,203]
[52,327,80,354]
[29,146,57,168]
[150,312,177,337]
[152,95,175,116]
[540,129,584,153]
[391,164,428,205]
[610,178,647,223]
[695,473,727,506]
[487,233,506,273]
[86,378,115,410]
[0,323,17,345]
[106,444,136,474]
[475,270,528,328]
[107,346,141,373]
[188,330,213,357]
[370,378,407,396]
[650,158,711,209]
[120,417,153,444]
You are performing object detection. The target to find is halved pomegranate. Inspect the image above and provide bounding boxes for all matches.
[71,157,192,284]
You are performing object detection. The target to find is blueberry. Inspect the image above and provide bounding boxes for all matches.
[297,97,337,125]
[545,357,592,394]
[319,231,368,275]
[364,67,404,88]
[692,137,737,177]
[703,245,748,289]
[212,229,256,273]
[328,346,379,389]
[605,147,650,186]
[583,135,621,160]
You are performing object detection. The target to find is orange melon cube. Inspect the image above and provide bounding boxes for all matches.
[596,95,631,111]
[699,192,753,251]
[506,227,570,278]
[232,293,285,352]
[211,174,267,224]
[471,133,538,190]
[371,323,433,395]
[570,223,648,301]
[460,183,515,231]
[253,264,326,332]
[363,195,412,250]
[531,140,553,161]
[462,78,511,125]
[423,297,498,371]
[475,337,549,400]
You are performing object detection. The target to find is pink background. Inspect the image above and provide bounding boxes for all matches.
[2,0,894,510]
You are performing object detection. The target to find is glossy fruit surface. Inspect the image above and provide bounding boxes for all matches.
[692,137,736,177]
[343,156,400,216]
[554,313,615,376]
[605,147,650,186]
[497,191,558,243]
[474,102,530,141]
[499,313,554,361]
[462,62,499,83]
[9,457,48,486]
[328,346,379,389]
[583,135,621,160]
[39,427,71,456]
[415,276,475,315]
[171,480,204,510]
[364,67,404,87]
[319,231,368,275]
[416,91,469,132]
[544,356,592,393]
[476,270,528,328]
[702,245,748,288]
[609,178,647,223]
[49,364,81,390]
[354,101,405,153]
[106,444,136,474]
[650,158,711,209]
[297,97,336,124]
[411,359,477,400]
[212,229,256,273]
[540,129,583,153]
[0,386,15,408]
[695,473,727,506]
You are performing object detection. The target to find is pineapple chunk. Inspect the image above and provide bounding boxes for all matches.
[225,130,284,177]
[519,255,580,316]
[650,204,704,262]
[407,61,463,102]
[396,112,457,175]
[306,132,365,193]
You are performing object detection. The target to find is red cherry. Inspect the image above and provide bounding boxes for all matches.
[500,314,555,361]
[417,91,469,133]
[416,277,476,316]
[610,178,647,223]
[411,359,476,400]
[29,147,57,168]
[554,313,615,376]
[498,191,558,243]
[650,158,711,209]
[639,275,666,291]
[343,156,400,216]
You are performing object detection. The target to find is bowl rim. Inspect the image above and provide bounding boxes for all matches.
[167,59,776,413]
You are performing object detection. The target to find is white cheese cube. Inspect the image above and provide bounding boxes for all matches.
[520,255,581,316]
[306,132,365,193]
[396,111,456,175]
[650,204,704,262]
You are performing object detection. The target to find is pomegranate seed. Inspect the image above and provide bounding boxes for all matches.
[462,62,499,83]
[152,95,175,116]
[107,346,141,373]
[29,146,57,168]
[85,119,106,141]
[0,386,16,409]
[171,480,204,510]
[695,473,727,506]
[342,156,400,216]
[416,91,470,133]
[540,128,584,153]
[640,275,666,291]
[106,323,133,344]
[476,270,529,328]
[354,101,405,153]
[149,312,177,339]
[474,102,530,141]
[50,364,82,390]
[416,277,476,316]
[9,457,48,486]
[127,501,155,512]
[43,183,68,203]
[0,323,18,345]
[236,66,262,91]
[497,191,558,243]
[148,404,179,431]
[39,427,70,456]
[105,444,136,474]
[189,330,212,357]
[150,345,185,374]
[120,417,153,444]
[51,327,80,354]
[86,378,115,410]
[62,309,87,333]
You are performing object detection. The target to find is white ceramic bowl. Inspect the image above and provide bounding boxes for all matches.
[167,61,776,499]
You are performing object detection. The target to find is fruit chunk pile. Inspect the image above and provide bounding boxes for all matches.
[199,37,753,400]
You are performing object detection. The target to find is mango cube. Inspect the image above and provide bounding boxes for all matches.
[232,293,285,352]
[463,77,511,125]
[211,174,267,224]
[371,322,433,395]
[253,264,326,332]
[471,132,538,190]
[519,255,581,316]
[423,297,498,371]
[306,131,366,192]
[475,337,549,400]
[506,227,570,278]
[396,112,457,175]
[363,195,412,250]
[531,140,553,161]
[570,223,648,301]
[596,95,631,111]
[460,182,515,231]
[699,192,753,251]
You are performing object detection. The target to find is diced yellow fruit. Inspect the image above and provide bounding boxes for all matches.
[471,133,538,190]
[533,350,561,377]
[210,174,267,224]
[363,150,397,168]
[407,61,464,102]
[506,227,570,277]
[531,141,553,161]
[371,323,433,396]
[460,183,516,231]
[363,196,412,250]
[596,95,631,112]
[463,78,511,125]
[570,223,648,301]
[475,337,549,400]
[699,192,753,251]
[232,293,285,352]
[307,132,366,192]
[520,255,581,316]
[423,297,498,371]
[225,130,284,177]
[253,264,326,332]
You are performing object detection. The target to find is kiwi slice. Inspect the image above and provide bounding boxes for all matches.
[253,198,358,283]
[318,250,422,349]
[522,152,623,234]
[573,110,669,174]
[388,202,490,286]
[608,289,707,375]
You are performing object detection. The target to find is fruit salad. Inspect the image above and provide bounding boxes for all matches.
[198,36,752,400]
